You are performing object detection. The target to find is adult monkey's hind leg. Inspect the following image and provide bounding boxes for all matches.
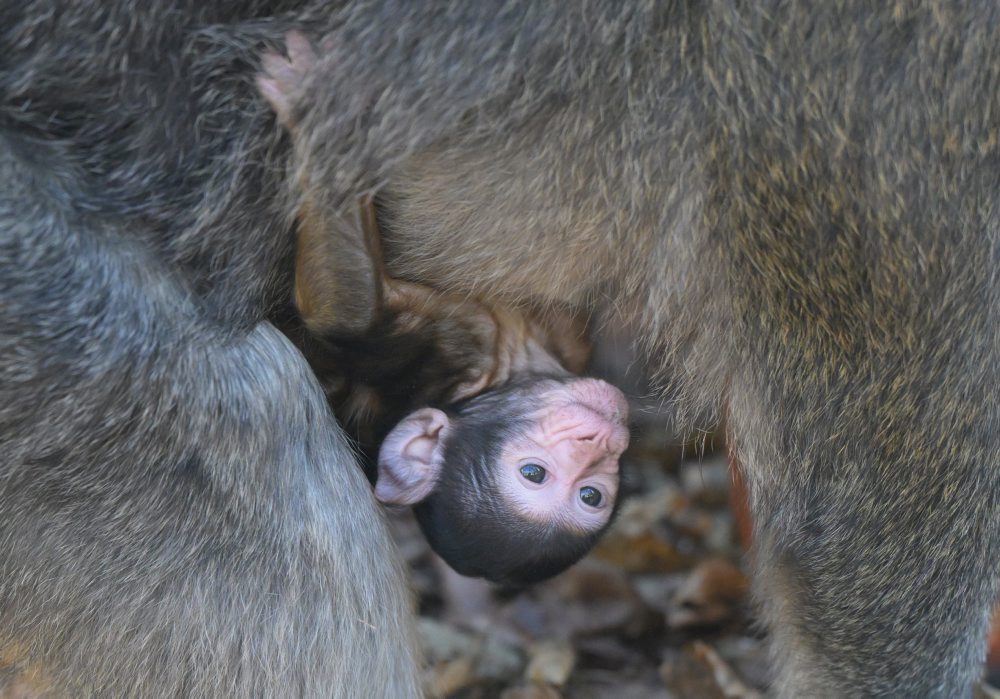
[728,319,1000,697]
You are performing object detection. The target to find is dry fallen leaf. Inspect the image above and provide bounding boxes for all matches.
[667,558,749,630]
[525,640,576,687]
[690,641,762,699]
[424,656,476,698]
[503,560,658,641]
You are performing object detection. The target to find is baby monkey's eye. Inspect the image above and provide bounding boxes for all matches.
[579,486,602,507]
[519,463,546,483]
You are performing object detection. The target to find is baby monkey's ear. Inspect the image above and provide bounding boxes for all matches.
[375,408,450,505]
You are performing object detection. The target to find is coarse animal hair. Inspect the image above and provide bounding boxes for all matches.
[3,1,1000,696]
[0,2,422,696]
[284,2,1000,695]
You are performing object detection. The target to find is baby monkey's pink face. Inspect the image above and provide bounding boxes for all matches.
[496,378,629,532]
[376,377,629,535]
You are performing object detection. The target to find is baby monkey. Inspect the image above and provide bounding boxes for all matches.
[261,35,629,585]
[303,264,630,585]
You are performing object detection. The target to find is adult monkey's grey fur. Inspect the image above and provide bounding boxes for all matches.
[287,1,1000,697]
[2,1,1000,698]
[0,2,419,697]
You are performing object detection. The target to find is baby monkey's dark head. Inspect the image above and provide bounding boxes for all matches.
[376,377,630,586]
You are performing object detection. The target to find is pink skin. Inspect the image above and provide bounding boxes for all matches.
[496,379,629,531]
[376,378,629,533]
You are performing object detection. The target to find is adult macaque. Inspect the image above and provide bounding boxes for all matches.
[2,2,999,698]
[277,6,1000,697]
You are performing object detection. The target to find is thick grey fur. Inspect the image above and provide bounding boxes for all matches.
[3,1,1000,698]
[1,2,419,697]
[286,1,1000,696]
